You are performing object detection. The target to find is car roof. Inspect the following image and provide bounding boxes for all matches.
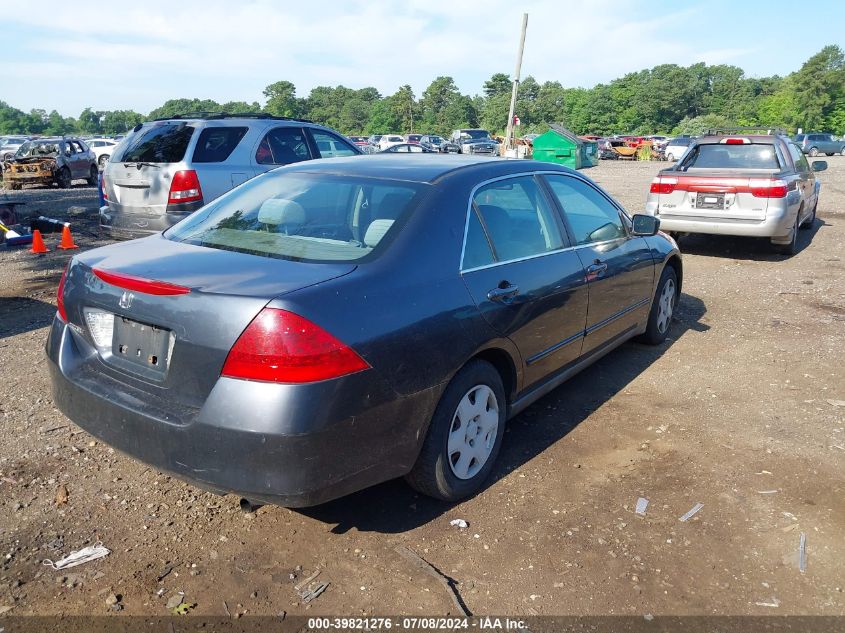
[695,135,780,144]
[278,154,574,184]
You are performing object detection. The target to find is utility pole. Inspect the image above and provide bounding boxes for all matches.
[504,13,528,154]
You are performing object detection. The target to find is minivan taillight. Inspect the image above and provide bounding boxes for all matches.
[221,308,370,384]
[649,177,677,194]
[749,179,788,198]
[168,170,203,205]
[57,262,69,322]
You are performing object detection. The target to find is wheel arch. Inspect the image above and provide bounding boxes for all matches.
[664,253,683,296]
[471,346,519,406]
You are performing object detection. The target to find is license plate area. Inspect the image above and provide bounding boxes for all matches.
[110,316,173,378]
[695,192,726,210]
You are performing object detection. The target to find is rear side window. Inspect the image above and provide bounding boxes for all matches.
[256,127,311,165]
[682,143,780,170]
[114,123,194,163]
[787,143,810,172]
[192,126,248,163]
[464,176,564,267]
[165,172,423,263]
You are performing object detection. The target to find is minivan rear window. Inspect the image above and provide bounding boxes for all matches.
[682,143,780,170]
[192,126,248,163]
[165,171,423,263]
[113,123,194,163]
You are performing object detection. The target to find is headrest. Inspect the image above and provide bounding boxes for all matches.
[364,219,394,248]
[257,198,306,226]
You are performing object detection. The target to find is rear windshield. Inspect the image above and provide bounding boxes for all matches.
[682,143,780,170]
[165,171,424,263]
[113,122,194,163]
[192,126,248,163]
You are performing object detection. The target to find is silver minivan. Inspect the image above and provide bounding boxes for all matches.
[100,114,362,238]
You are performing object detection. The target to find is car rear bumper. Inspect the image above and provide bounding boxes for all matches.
[99,201,201,238]
[46,317,439,507]
[646,201,793,239]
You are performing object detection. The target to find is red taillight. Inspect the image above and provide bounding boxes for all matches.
[92,268,192,295]
[749,179,788,198]
[57,263,69,321]
[168,170,203,205]
[649,177,677,194]
[221,308,370,384]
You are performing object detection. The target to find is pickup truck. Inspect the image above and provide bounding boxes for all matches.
[644,133,826,255]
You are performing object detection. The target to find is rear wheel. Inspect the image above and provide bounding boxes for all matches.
[98,154,109,169]
[87,165,98,186]
[405,360,506,502]
[772,213,800,256]
[800,200,817,229]
[666,153,674,162]
[637,266,677,345]
[808,147,819,157]
[840,148,845,157]
[56,167,72,189]
[826,152,834,156]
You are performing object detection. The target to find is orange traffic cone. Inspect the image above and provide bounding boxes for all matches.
[31,229,49,254]
[57,224,79,250]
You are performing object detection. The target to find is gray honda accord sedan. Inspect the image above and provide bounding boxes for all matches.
[47,155,682,507]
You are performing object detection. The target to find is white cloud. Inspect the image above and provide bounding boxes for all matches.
[0,0,757,115]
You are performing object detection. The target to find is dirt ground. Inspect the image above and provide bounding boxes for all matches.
[0,159,843,619]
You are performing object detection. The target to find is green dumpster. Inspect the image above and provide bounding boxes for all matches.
[532,124,597,169]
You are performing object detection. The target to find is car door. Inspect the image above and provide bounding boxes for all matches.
[543,174,655,355]
[189,125,250,199]
[64,141,83,178]
[252,126,313,176]
[460,175,589,388]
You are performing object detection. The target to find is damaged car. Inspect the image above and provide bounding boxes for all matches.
[3,137,98,190]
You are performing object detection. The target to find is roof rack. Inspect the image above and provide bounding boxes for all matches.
[704,127,788,136]
[152,111,313,123]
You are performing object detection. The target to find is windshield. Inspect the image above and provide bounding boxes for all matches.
[165,171,425,263]
[112,122,194,163]
[682,143,780,170]
[15,141,59,158]
[462,130,491,140]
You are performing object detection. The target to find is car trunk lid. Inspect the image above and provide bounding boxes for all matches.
[61,235,356,414]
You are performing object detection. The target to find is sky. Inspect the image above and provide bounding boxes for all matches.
[1,0,843,117]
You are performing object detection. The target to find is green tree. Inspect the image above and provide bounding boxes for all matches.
[77,108,102,134]
[791,45,845,131]
[263,81,300,118]
[419,76,477,134]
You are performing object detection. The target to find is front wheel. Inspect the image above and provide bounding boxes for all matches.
[405,360,506,502]
[87,165,98,186]
[808,147,819,157]
[666,153,674,162]
[56,167,72,189]
[637,265,678,345]
[840,148,845,157]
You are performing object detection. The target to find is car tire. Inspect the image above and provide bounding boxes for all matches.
[98,154,109,169]
[87,165,98,186]
[666,153,674,162]
[405,360,506,502]
[800,200,817,230]
[840,148,845,157]
[826,153,834,157]
[56,167,72,189]
[772,212,800,256]
[808,147,819,157]
[636,265,678,345]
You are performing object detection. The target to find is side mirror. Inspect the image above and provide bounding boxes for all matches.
[631,214,660,236]
[811,160,827,172]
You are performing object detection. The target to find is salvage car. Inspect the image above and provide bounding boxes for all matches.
[3,137,98,190]
[450,129,500,155]
[645,133,826,255]
[48,155,681,507]
[101,114,361,238]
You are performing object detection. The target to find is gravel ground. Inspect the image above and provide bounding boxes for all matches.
[0,159,843,618]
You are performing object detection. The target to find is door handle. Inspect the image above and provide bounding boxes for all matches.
[586,260,608,278]
[487,282,519,303]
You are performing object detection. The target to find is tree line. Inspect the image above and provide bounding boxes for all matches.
[1,45,842,139]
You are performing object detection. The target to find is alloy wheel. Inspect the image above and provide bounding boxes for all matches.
[656,278,676,334]
[447,385,499,480]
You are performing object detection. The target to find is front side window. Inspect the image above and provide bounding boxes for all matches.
[255,127,311,165]
[311,131,358,158]
[192,126,248,163]
[545,175,627,245]
[463,176,564,268]
[165,171,423,263]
